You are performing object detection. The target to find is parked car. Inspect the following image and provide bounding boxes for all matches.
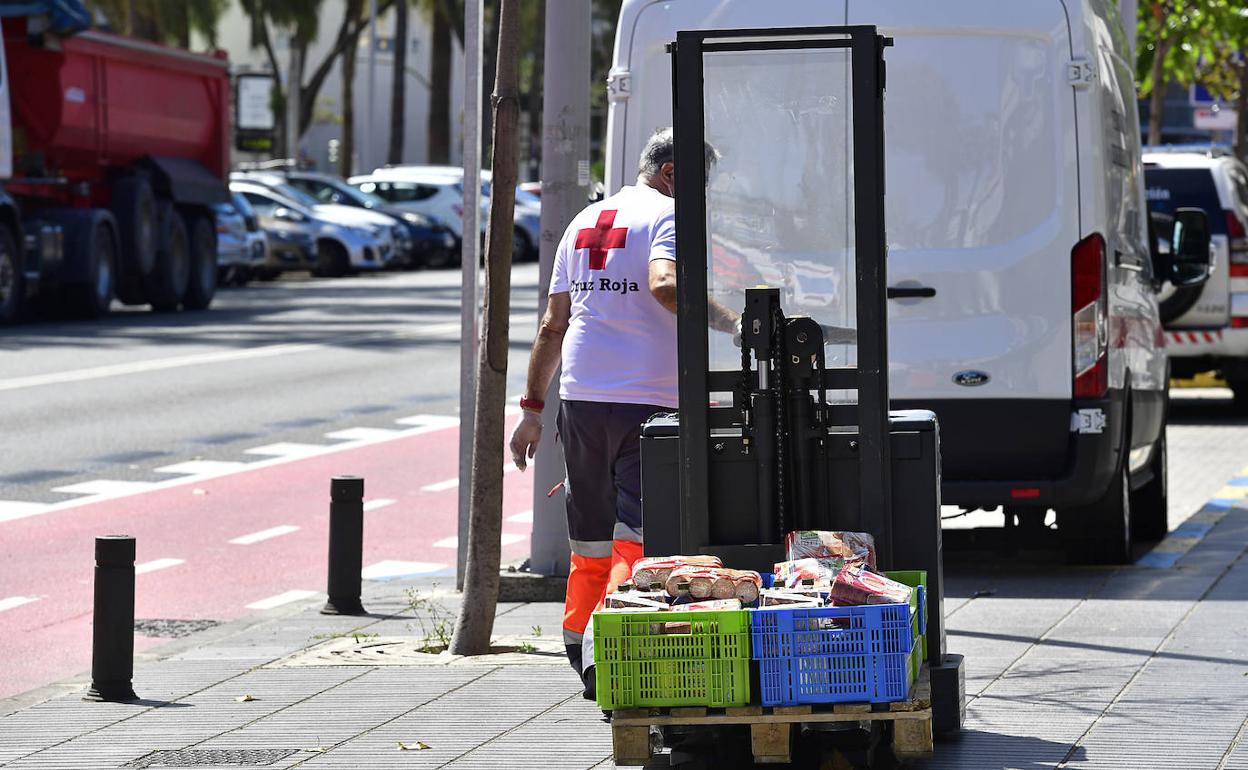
[1143,147,1248,407]
[350,166,539,261]
[276,170,458,269]
[608,0,1211,563]
[229,181,385,277]
[232,172,400,268]
[213,193,269,286]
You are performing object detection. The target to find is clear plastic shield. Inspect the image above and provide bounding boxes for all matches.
[703,45,857,381]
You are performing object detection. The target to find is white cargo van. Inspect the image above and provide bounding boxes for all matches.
[608,0,1207,562]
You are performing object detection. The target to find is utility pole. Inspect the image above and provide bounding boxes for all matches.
[457,0,484,590]
[529,0,591,576]
[364,0,379,172]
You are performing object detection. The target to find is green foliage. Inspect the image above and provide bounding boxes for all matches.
[1135,0,1225,96]
[405,586,455,652]
[90,0,228,47]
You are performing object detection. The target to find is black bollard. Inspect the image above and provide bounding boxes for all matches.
[322,475,367,615]
[86,535,138,702]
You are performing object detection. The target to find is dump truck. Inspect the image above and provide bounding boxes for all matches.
[0,1,230,323]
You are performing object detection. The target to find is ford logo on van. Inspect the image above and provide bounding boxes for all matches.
[953,370,990,387]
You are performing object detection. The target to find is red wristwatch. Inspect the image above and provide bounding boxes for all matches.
[519,396,545,413]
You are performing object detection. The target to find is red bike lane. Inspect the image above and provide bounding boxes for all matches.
[0,417,536,700]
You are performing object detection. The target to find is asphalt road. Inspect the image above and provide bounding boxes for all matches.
[0,266,542,503]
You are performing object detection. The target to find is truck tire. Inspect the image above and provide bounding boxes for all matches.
[1061,461,1133,564]
[0,222,22,324]
[62,221,117,319]
[146,204,190,312]
[111,176,157,305]
[182,213,217,310]
[316,239,350,278]
[1130,431,1169,542]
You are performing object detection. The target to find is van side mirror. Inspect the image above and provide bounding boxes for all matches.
[273,207,305,223]
[1170,207,1212,288]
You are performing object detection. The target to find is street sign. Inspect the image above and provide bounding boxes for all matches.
[1195,106,1238,131]
[235,73,277,154]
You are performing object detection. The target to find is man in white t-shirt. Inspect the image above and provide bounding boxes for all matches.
[509,128,733,695]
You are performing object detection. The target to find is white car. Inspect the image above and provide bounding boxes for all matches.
[1144,148,1248,405]
[230,181,387,276]
[233,172,399,267]
[350,166,541,260]
[608,0,1210,562]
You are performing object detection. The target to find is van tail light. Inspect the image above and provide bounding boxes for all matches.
[1072,233,1108,399]
[1227,210,1248,263]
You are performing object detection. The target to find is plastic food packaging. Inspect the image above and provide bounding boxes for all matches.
[603,591,669,610]
[785,531,877,569]
[666,566,762,600]
[773,557,849,588]
[759,589,824,608]
[829,564,912,606]
[632,555,723,588]
[683,598,742,611]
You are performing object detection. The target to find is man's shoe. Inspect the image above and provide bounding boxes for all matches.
[582,664,597,701]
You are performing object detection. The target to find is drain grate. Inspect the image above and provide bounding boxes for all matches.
[126,749,297,768]
[134,619,221,638]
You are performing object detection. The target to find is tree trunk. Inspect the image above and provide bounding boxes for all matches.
[1147,4,1169,146]
[342,28,360,176]
[388,0,409,164]
[427,5,452,163]
[448,0,521,657]
[1236,63,1248,165]
[481,1,502,159]
[256,18,287,157]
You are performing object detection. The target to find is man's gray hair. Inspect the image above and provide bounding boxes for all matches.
[637,126,720,178]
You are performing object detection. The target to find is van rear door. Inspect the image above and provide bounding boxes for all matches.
[849,0,1080,479]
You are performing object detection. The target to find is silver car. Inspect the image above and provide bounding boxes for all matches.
[214,194,269,285]
[230,181,385,277]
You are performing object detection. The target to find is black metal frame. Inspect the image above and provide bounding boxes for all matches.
[670,26,893,555]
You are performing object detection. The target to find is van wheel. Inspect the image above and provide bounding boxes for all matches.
[1060,461,1133,564]
[146,205,190,312]
[1229,379,1248,415]
[0,223,22,324]
[182,213,217,310]
[1130,432,1168,542]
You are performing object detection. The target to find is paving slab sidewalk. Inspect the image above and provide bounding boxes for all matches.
[1,510,1246,769]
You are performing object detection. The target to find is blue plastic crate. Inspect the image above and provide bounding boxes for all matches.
[750,589,923,659]
[749,587,924,706]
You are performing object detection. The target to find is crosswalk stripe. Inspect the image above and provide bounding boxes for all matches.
[51,480,160,496]
[325,427,403,442]
[0,501,52,524]
[243,443,325,458]
[363,499,397,512]
[0,596,39,613]
[506,510,534,523]
[229,525,300,545]
[361,561,448,580]
[155,460,247,475]
[433,533,527,549]
[135,558,185,575]
[246,589,319,610]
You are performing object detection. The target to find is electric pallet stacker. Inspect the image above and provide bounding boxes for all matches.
[609,26,966,768]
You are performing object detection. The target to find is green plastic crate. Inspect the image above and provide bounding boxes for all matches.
[593,609,751,710]
[885,570,928,663]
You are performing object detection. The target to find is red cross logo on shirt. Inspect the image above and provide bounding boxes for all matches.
[575,210,628,270]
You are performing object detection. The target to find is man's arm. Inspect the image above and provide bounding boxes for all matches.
[509,291,571,470]
[648,258,739,334]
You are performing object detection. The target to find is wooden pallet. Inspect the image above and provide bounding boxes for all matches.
[609,666,933,765]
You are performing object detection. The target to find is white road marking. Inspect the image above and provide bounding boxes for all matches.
[52,480,160,496]
[0,501,52,524]
[0,596,39,613]
[229,525,300,545]
[325,427,403,442]
[363,498,397,512]
[395,414,459,428]
[0,414,463,526]
[506,510,534,524]
[246,589,319,610]
[361,561,448,580]
[134,558,185,575]
[155,460,248,475]
[422,464,520,493]
[422,478,460,493]
[244,443,326,458]
[0,323,467,396]
[432,533,526,549]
